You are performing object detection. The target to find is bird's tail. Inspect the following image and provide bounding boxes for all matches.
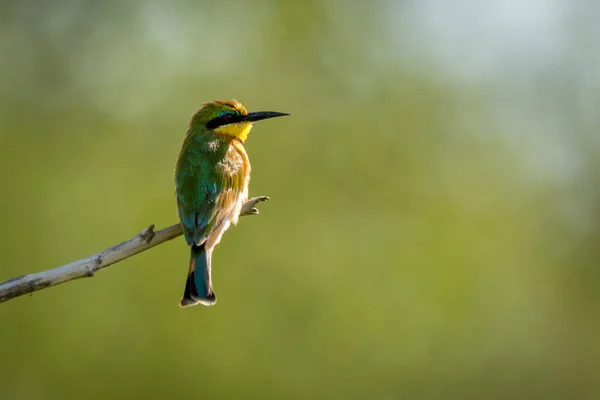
[179,243,217,307]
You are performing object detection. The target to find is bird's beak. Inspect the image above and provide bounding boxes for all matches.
[243,111,290,122]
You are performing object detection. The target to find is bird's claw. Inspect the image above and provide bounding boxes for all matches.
[240,196,270,217]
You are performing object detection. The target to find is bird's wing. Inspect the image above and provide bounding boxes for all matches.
[176,157,245,247]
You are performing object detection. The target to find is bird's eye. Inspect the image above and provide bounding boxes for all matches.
[206,111,238,129]
[218,111,235,121]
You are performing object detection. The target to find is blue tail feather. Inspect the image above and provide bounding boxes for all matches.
[179,244,216,307]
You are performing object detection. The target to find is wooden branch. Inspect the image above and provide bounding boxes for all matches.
[0,196,269,304]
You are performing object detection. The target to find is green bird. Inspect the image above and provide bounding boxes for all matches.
[175,99,289,307]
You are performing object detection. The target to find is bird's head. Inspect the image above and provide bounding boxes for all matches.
[189,99,289,142]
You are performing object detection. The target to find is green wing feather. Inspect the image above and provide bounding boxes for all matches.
[175,134,246,247]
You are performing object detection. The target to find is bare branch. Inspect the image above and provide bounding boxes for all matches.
[0,196,269,304]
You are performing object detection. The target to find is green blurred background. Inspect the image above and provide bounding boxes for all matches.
[1,1,599,399]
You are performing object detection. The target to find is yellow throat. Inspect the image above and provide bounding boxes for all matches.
[214,122,253,142]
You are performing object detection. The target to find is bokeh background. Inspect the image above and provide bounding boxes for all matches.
[1,1,599,399]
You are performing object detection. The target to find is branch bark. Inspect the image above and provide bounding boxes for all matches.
[0,196,269,304]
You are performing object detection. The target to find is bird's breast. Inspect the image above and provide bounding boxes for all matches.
[217,140,250,178]
[229,140,251,225]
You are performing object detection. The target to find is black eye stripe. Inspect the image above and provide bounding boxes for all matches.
[205,112,243,129]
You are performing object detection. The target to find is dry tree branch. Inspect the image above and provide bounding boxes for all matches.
[0,196,269,304]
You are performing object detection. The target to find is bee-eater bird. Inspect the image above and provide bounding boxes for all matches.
[175,99,289,307]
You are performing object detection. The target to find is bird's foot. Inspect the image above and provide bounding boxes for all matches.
[240,196,270,216]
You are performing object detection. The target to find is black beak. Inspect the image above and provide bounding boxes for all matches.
[244,111,290,122]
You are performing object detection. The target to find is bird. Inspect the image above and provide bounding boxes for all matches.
[175,99,289,307]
